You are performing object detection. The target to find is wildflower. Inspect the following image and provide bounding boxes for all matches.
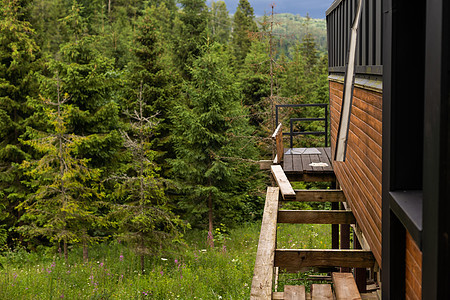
[119,255,124,261]
[99,262,104,268]
[160,271,163,276]
[174,259,178,264]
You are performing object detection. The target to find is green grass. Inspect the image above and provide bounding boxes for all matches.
[0,222,331,299]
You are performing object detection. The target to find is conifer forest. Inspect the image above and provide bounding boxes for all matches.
[0,0,329,298]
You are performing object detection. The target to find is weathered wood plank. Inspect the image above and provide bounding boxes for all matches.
[272,123,284,164]
[302,154,313,172]
[332,272,362,300]
[284,153,294,172]
[292,154,303,174]
[250,187,279,300]
[271,165,296,200]
[309,154,324,173]
[293,189,345,202]
[285,285,306,300]
[311,284,333,300]
[272,292,284,300]
[318,149,334,172]
[274,249,375,272]
[277,210,356,224]
[272,292,283,300]
[258,160,273,170]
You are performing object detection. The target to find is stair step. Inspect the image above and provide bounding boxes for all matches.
[293,189,346,202]
[284,285,306,300]
[275,249,376,273]
[311,284,333,300]
[333,272,362,300]
[277,210,356,224]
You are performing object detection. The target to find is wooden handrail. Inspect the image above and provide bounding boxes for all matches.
[272,123,284,164]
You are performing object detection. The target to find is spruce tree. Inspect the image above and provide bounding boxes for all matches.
[231,0,257,64]
[173,0,209,78]
[209,1,231,44]
[171,43,259,245]
[0,0,39,246]
[18,77,101,261]
[124,5,180,174]
[110,84,183,272]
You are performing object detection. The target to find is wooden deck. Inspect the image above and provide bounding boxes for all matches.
[282,147,335,182]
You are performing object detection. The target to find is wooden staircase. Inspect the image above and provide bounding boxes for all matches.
[250,164,378,299]
[272,273,366,300]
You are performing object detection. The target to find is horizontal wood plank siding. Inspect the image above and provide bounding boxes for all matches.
[329,81,383,266]
[405,231,422,300]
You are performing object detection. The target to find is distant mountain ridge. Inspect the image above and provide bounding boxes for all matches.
[255,13,327,55]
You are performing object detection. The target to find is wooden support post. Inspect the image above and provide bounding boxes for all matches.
[354,237,367,293]
[250,187,279,299]
[274,249,375,273]
[277,210,356,224]
[340,202,351,273]
[332,202,339,249]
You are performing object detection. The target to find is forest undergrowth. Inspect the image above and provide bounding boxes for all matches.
[0,222,330,299]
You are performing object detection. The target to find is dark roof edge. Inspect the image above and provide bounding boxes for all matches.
[326,0,343,16]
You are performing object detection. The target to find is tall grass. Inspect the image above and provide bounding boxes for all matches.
[0,222,330,299]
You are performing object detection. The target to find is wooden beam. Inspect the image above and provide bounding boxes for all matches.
[311,284,333,300]
[277,210,356,224]
[351,223,371,251]
[293,189,346,202]
[284,285,306,300]
[271,165,296,200]
[258,160,273,170]
[275,249,376,272]
[286,173,336,183]
[250,187,279,300]
[332,272,362,300]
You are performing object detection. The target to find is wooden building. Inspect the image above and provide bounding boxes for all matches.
[327,0,450,299]
[251,0,450,299]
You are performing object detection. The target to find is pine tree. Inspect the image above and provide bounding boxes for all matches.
[231,0,257,64]
[0,0,39,247]
[171,43,259,245]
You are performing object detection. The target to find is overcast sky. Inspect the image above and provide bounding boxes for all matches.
[207,0,336,19]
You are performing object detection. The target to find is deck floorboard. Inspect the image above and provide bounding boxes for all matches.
[283,147,334,181]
